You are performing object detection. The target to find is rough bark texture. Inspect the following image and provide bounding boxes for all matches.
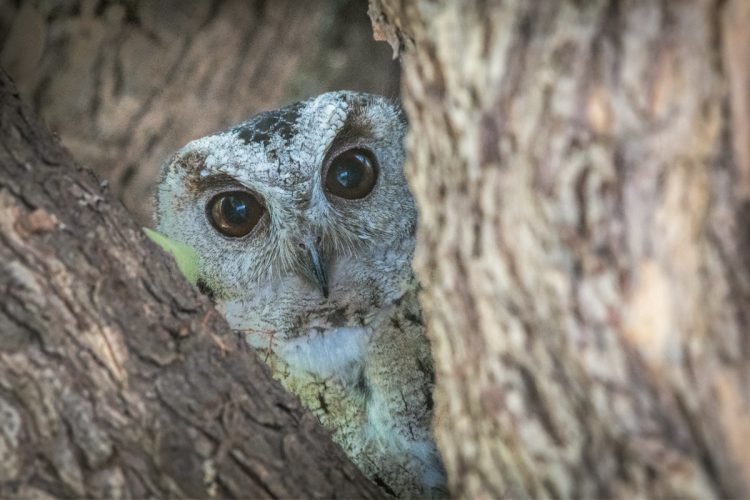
[370,0,750,498]
[0,0,399,226]
[0,70,384,499]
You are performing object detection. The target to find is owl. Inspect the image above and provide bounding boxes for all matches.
[155,91,445,497]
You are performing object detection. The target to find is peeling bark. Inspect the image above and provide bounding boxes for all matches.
[370,1,750,498]
[0,70,383,499]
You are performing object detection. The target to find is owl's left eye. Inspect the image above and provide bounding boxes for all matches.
[324,148,378,200]
[207,191,264,237]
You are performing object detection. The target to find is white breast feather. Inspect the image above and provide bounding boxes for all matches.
[278,326,371,379]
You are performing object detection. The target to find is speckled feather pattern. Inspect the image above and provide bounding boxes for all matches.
[156,92,445,497]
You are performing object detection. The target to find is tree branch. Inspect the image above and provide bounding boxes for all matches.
[0,69,383,499]
[371,1,750,498]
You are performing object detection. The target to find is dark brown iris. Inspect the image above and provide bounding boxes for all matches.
[324,148,378,200]
[207,191,264,237]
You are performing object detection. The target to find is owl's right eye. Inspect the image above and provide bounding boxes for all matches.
[207,191,264,237]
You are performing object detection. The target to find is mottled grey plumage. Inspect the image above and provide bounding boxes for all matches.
[155,92,445,497]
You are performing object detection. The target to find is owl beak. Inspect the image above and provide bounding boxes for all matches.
[304,240,329,298]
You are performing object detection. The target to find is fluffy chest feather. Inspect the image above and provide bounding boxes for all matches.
[277,325,371,380]
[249,291,445,498]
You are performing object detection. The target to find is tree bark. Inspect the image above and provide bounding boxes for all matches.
[370,0,750,498]
[0,0,399,226]
[0,70,383,499]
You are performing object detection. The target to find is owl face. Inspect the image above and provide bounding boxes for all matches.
[156,92,416,350]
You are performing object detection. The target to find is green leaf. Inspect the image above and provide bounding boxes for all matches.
[143,227,199,285]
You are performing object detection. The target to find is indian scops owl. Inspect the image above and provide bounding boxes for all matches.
[155,91,445,497]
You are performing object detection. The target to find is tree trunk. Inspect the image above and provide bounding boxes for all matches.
[0,70,382,499]
[370,1,750,498]
[0,0,399,226]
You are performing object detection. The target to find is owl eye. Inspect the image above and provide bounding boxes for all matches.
[324,148,378,200]
[207,191,264,237]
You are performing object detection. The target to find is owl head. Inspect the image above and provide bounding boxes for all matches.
[155,92,416,350]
